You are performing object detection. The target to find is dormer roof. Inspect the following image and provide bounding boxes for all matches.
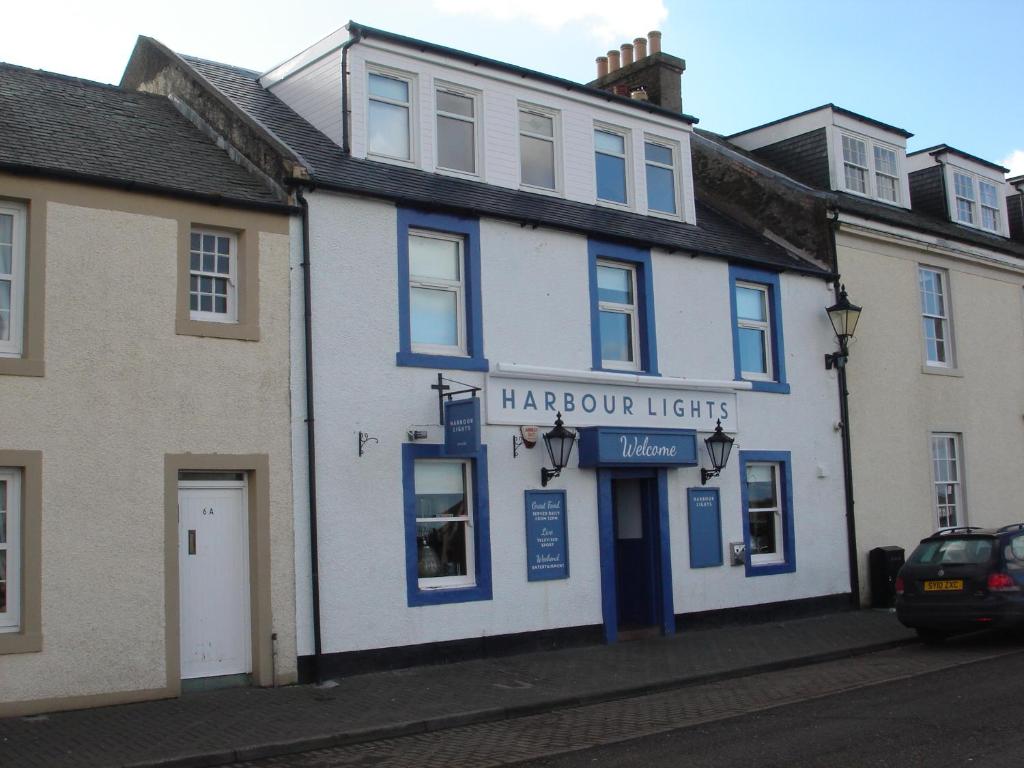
[727,103,913,141]
[908,144,1010,174]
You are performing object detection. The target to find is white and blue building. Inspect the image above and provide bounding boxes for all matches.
[124,24,852,677]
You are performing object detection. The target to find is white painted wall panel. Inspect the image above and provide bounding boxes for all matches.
[268,50,344,148]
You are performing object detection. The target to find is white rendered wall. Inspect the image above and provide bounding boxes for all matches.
[839,226,1024,603]
[300,190,846,654]
[1,198,296,705]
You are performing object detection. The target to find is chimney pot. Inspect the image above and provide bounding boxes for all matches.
[596,56,608,78]
[633,37,648,59]
[648,30,662,54]
[607,49,620,72]
[620,42,634,67]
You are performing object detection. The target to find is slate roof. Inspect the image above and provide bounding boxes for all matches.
[181,55,827,276]
[0,63,287,209]
[696,128,1024,260]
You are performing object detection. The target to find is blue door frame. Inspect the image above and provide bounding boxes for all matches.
[597,467,674,643]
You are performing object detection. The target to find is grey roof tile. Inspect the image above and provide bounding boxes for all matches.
[0,63,286,208]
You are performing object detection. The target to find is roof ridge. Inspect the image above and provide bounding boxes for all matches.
[0,61,164,101]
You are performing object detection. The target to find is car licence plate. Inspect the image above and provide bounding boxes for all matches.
[924,579,963,592]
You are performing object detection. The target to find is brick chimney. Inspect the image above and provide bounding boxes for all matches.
[589,30,685,113]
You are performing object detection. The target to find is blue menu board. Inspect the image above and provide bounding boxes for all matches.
[525,490,569,581]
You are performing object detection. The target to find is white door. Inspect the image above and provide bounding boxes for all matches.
[178,480,251,680]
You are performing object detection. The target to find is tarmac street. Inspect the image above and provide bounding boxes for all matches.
[0,610,916,768]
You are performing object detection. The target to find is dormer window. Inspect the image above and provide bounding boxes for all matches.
[841,132,901,204]
[368,70,413,162]
[953,171,1001,232]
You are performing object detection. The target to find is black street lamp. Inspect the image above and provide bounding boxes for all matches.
[700,419,735,485]
[825,284,862,370]
[541,412,576,487]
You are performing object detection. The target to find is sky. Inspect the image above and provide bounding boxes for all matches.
[4,0,1023,175]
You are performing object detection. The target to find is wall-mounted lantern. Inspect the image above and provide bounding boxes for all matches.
[825,284,863,370]
[700,419,735,485]
[541,412,577,487]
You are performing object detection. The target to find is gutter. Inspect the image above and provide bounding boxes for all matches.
[340,27,365,155]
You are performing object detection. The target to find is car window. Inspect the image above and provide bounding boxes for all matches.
[910,538,994,565]
[1005,535,1024,562]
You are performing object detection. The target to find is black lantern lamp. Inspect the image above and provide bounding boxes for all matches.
[541,412,576,487]
[825,284,862,370]
[700,419,735,485]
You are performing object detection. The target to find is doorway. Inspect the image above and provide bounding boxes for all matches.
[612,477,661,633]
[178,476,251,681]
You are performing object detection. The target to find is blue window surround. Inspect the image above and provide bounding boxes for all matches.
[596,467,674,643]
[738,450,796,577]
[728,265,789,394]
[588,240,659,375]
[402,442,492,606]
[396,208,488,371]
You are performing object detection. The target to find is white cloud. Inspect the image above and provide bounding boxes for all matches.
[431,0,668,44]
[1003,150,1024,178]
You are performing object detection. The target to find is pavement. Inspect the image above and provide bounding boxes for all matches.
[0,609,915,768]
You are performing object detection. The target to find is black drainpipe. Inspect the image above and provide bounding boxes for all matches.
[295,186,324,680]
[828,208,860,608]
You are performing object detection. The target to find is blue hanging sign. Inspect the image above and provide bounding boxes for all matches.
[687,487,723,568]
[444,397,481,456]
[525,489,569,581]
[577,427,697,467]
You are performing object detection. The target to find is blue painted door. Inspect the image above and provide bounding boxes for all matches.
[613,478,660,629]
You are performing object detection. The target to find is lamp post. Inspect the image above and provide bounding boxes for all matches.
[826,282,863,607]
[541,412,576,487]
[700,419,735,485]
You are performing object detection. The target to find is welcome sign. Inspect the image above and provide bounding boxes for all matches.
[486,376,737,433]
[578,427,698,467]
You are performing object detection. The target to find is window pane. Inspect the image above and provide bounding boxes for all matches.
[0,213,13,245]
[738,327,768,374]
[735,286,766,321]
[217,256,230,274]
[746,464,777,508]
[0,549,5,612]
[417,520,467,578]
[202,234,215,252]
[368,101,410,159]
[437,115,475,173]
[954,173,974,200]
[437,90,473,117]
[202,253,214,272]
[645,142,672,165]
[190,294,198,311]
[749,511,777,553]
[411,287,458,346]
[979,181,998,207]
[842,136,866,166]
[190,252,200,271]
[600,310,633,362]
[595,130,625,155]
[957,198,975,224]
[845,164,867,193]
[982,207,998,230]
[597,264,633,304]
[215,296,227,313]
[190,232,200,251]
[409,235,460,280]
[596,152,627,203]
[368,73,408,102]
[200,295,212,312]
[520,111,553,137]
[646,164,676,213]
[520,135,555,188]
[877,175,898,202]
[874,146,897,176]
[415,461,465,504]
[0,281,10,341]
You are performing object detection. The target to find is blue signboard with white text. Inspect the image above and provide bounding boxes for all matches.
[687,487,723,568]
[525,490,569,581]
[577,427,697,467]
[444,397,481,456]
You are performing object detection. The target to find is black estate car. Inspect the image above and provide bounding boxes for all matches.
[896,524,1024,643]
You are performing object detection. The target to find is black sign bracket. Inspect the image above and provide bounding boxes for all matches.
[431,372,481,425]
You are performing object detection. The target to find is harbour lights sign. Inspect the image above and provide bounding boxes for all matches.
[485,376,738,433]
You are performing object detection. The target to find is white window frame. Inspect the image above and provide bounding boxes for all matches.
[735,280,773,381]
[0,202,27,358]
[408,229,467,357]
[0,468,21,632]
[597,259,641,371]
[434,82,480,178]
[745,462,784,566]
[593,123,631,207]
[953,171,977,226]
[979,179,1001,232]
[643,136,680,218]
[189,229,238,324]
[366,67,416,164]
[930,433,965,529]
[414,458,475,590]
[918,266,954,368]
[517,102,560,193]
[839,132,902,205]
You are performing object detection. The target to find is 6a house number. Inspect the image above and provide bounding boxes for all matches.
[202,507,215,516]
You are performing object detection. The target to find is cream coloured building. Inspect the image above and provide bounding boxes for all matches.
[0,64,298,715]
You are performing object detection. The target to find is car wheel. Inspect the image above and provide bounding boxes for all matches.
[916,628,948,645]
